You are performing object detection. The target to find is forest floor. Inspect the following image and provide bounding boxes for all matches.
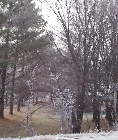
[0,104,115,138]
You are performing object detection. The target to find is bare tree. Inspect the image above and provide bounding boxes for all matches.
[44,0,118,133]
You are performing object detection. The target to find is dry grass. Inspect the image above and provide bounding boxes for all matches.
[81,118,115,133]
[0,105,115,138]
[0,105,61,138]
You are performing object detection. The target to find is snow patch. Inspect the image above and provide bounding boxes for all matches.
[0,131,118,140]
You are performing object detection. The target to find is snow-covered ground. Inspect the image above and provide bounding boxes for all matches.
[1,131,118,140]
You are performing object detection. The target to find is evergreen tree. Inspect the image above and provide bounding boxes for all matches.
[0,0,52,117]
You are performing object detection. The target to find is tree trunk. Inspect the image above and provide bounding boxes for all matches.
[105,102,113,126]
[17,98,21,112]
[93,100,96,122]
[36,94,39,104]
[92,71,101,131]
[9,90,14,114]
[72,111,77,133]
[5,92,8,106]
[116,91,118,114]
[9,69,15,114]
[74,0,88,133]
[93,98,101,131]
[17,102,20,112]
[55,0,88,133]
[61,106,65,134]
[0,68,7,118]
[66,15,87,133]
[9,50,17,114]
[0,29,9,118]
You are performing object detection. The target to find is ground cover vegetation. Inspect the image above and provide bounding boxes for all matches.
[0,105,115,138]
[0,0,118,138]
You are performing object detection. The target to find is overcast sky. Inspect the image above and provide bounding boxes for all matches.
[33,0,68,50]
[33,0,60,32]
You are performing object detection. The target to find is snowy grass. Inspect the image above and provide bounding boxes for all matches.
[0,131,118,140]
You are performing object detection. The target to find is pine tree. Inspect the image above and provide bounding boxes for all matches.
[0,0,52,117]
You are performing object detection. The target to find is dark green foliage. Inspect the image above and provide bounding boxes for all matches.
[0,0,53,118]
[0,59,8,68]
[0,12,4,26]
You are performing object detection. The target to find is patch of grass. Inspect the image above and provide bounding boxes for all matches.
[30,107,61,135]
[81,117,115,133]
[0,105,61,138]
[0,117,26,138]
[0,105,115,138]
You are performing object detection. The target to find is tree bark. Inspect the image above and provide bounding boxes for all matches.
[17,98,21,111]
[0,28,9,118]
[0,68,7,118]
[105,102,113,126]
[9,50,17,114]
[93,98,101,131]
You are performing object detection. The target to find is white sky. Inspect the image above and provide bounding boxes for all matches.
[33,0,67,49]
[33,0,60,32]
